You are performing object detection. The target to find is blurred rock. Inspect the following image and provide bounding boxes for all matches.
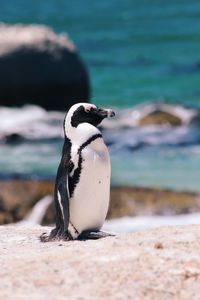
[0,180,54,224]
[1,224,200,299]
[139,110,182,126]
[3,133,25,144]
[109,186,200,217]
[0,180,200,225]
[0,24,90,110]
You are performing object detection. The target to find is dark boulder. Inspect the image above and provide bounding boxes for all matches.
[0,24,90,110]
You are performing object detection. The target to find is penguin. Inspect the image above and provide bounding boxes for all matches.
[40,103,115,241]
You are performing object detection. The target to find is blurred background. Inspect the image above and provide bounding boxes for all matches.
[0,0,200,231]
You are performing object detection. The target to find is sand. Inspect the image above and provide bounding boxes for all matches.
[1,224,200,299]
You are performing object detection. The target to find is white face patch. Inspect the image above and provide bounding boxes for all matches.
[83,103,96,112]
[64,103,100,144]
[67,103,96,118]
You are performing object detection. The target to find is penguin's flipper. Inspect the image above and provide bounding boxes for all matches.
[40,160,71,242]
[78,230,115,240]
[57,173,70,232]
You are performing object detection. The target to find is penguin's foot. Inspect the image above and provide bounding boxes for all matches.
[78,230,115,240]
[40,227,73,242]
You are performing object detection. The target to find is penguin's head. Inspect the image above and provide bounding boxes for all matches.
[65,103,115,129]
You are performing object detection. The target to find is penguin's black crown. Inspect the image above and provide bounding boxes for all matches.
[70,104,115,128]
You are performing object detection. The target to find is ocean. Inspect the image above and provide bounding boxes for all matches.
[0,0,200,192]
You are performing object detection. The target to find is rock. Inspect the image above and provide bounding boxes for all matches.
[3,133,25,144]
[109,186,200,218]
[0,180,200,225]
[139,110,182,126]
[0,24,89,110]
[103,103,197,129]
[1,224,200,299]
[0,180,54,224]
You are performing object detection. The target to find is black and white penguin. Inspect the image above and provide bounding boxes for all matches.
[40,103,115,241]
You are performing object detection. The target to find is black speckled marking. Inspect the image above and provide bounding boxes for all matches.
[78,133,102,154]
[68,152,83,197]
[68,134,102,197]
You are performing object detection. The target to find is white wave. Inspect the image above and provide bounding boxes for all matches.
[103,213,200,233]
[189,145,200,154]
[0,103,199,149]
[105,125,200,151]
[0,105,64,140]
[103,102,199,129]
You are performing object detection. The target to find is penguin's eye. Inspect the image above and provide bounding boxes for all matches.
[85,107,96,113]
[90,107,97,112]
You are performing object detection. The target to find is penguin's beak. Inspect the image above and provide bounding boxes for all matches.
[96,108,115,118]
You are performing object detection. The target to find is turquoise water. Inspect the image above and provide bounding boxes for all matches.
[0,1,200,192]
[1,0,200,107]
[111,147,200,192]
[1,142,200,192]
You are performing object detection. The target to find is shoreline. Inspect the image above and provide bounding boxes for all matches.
[1,224,200,299]
[0,179,199,225]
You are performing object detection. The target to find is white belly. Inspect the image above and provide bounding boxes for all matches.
[69,139,110,237]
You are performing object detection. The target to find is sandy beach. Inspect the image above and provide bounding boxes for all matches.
[1,224,200,299]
